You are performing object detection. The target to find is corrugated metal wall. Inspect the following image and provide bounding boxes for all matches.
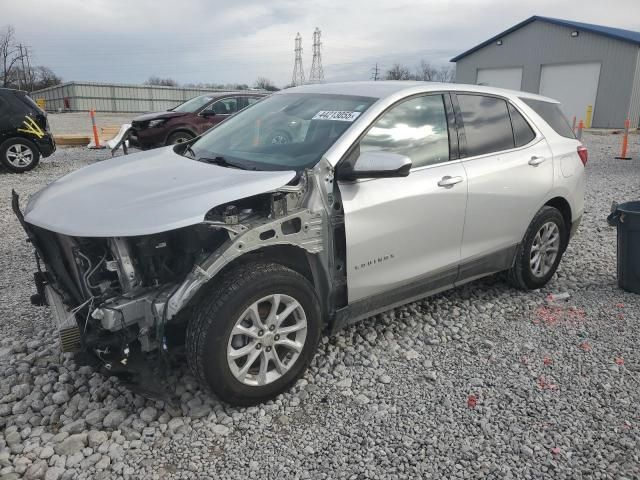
[628,49,640,128]
[32,82,257,113]
[454,20,640,128]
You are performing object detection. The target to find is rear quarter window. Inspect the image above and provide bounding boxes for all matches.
[520,98,575,139]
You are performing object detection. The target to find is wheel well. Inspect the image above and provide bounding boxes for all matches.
[165,129,195,144]
[544,197,572,242]
[218,245,315,285]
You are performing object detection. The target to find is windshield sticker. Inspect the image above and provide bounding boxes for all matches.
[312,111,362,122]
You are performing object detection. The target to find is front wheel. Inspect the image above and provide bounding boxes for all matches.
[186,262,321,406]
[166,131,194,145]
[508,206,567,290]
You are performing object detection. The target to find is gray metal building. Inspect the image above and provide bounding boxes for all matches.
[32,81,260,113]
[452,16,640,128]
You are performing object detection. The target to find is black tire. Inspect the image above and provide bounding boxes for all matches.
[186,261,322,406]
[0,138,40,173]
[268,130,292,144]
[166,131,194,145]
[508,206,567,290]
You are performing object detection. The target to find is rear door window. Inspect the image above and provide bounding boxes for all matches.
[457,94,515,157]
[508,104,536,147]
[520,98,575,139]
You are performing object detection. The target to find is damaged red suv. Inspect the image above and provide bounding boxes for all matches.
[129,92,266,149]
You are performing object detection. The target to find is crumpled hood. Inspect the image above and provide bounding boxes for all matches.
[132,110,187,123]
[24,147,296,237]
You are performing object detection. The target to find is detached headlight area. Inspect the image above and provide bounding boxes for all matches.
[147,119,167,128]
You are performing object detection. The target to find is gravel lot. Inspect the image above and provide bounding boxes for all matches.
[0,134,639,480]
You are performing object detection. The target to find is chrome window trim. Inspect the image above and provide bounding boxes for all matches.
[452,91,545,161]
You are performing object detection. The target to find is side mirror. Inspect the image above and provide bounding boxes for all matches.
[200,110,216,117]
[337,151,412,180]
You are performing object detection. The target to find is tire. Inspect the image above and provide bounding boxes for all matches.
[0,138,40,173]
[166,131,194,145]
[508,206,567,290]
[186,261,322,406]
[268,130,292,145]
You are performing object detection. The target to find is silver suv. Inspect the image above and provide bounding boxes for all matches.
[14,81,585,405]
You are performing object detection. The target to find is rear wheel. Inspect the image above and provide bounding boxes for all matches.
[166,131,194,145]
[186,262,321,405]
[0,138,40,173]
[508,206,566,290]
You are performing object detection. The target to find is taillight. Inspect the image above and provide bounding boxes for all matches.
[577,145,588,166]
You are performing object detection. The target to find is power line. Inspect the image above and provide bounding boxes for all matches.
[370,63,380,81]
[308,28,324,84]
[291,32,305,87]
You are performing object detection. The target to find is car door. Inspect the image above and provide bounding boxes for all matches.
[453,93,554,279]
[198,97,239,133]
[339,93,468,303]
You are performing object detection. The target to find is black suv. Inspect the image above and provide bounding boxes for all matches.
[0,88,55,172]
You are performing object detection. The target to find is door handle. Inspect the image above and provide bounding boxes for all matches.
[528,156,546,166]
[437,175,463,188]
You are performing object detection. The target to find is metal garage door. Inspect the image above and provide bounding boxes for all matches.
[539,62,601,125]
[476,67,523,90]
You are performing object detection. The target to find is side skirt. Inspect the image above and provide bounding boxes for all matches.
[330,245,517,334]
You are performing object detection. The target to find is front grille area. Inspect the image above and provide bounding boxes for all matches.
[59,326,81,352]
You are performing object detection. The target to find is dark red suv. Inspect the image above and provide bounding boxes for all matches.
[129,92,266,149]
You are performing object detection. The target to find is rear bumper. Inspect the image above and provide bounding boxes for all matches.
[36,134,56,157]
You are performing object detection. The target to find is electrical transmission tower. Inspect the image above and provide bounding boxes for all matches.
[309,27,324,83]
[291,33,306,86]
[371,63,380,81]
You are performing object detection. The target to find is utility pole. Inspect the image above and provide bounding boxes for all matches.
[291,33,306,86]
[308,28,324,84]
[18,44,29,91]
[24,46,33,91]
[16,44,23,90]
[371,63,380,81]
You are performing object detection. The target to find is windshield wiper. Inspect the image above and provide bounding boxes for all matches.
[198,155,249,170]
[184,144,196,158]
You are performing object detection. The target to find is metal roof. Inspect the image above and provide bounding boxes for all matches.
[451,15,640,62]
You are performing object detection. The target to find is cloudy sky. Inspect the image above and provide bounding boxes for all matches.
[4,0,640,87]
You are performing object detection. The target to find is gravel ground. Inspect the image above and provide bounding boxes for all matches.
[47,113,137,136]
[0,134,639,480]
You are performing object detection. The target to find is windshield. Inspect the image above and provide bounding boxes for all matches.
[172,95,215,113]
[190,92,377,170]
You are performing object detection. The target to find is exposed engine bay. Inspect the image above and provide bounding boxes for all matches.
[12,166,342,373]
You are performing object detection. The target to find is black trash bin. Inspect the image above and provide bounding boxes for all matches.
[608,201,640,294]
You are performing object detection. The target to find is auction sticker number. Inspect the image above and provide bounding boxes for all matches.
[312,111,361,122]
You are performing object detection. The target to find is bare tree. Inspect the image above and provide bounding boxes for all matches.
[385,63,412,81]
[435,65,456,83]
[254,77,279,91]
[414,60,438,81]
[31,66,62,90]
[0,26,25,88]
[144,76,178,87]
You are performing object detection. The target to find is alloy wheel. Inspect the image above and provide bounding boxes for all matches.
[6,144,34,168]
[530,221,561,277]
[227,294,307,386]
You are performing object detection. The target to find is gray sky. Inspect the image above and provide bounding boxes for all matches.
[4,0,640,87]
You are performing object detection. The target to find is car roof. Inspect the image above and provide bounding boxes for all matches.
[281,81,559,104]
[199,91,267,98]
[0,87,27,95]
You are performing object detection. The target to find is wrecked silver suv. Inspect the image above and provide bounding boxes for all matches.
[13,82,585,405]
